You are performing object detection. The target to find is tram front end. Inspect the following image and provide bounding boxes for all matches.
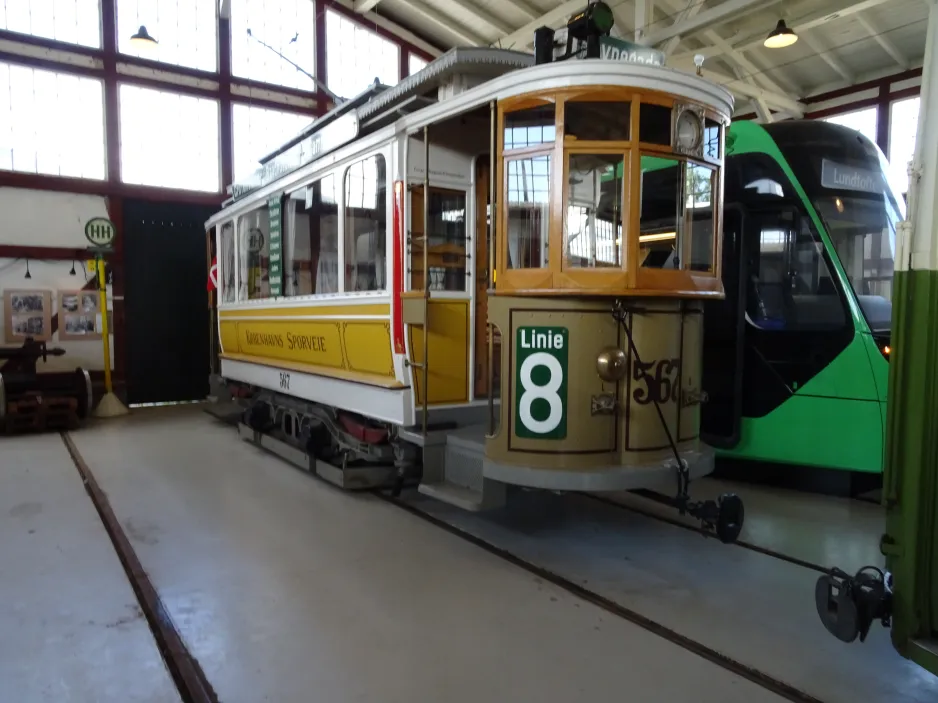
[480,8,744,542]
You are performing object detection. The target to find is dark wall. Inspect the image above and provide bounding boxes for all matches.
[122,199,217,405]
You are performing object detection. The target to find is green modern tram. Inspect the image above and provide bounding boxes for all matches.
[693,120,902,489]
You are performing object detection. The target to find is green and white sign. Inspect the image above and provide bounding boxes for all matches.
[267,196,283,297]
[84,217,116,249]
[593,37,665,66]
[515,326,568,440]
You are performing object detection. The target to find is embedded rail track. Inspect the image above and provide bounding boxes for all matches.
[61,432,219,703]
[376,488,830,703]
[584,491,832,573]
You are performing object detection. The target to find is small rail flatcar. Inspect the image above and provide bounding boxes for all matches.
[205,4,744,541]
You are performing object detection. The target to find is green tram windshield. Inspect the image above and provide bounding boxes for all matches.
[762,121,906,334]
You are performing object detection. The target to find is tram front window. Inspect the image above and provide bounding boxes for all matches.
[565,153,623,268]
[814,193,901,333]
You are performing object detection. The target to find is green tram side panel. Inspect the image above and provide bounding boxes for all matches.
[882,269,938,674]
[712,121,886,473]
[718,332,883,473]
[634,123,889,473]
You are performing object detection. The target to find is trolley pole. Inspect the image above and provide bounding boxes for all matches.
[882,0,938,673]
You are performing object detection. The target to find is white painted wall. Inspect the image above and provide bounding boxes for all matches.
[0,187,110,247]
[0,188,113,370]
[0,258,114,371]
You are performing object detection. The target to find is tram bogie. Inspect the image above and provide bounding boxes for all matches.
[206,5,744,538]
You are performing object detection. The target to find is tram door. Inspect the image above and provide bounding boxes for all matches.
[701,206,747,447]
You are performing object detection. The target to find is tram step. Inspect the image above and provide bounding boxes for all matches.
[417,481,486,511]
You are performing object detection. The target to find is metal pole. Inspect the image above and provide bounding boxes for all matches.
[422,125,430,436]
[487,100,496,437]
[97,255,113,394]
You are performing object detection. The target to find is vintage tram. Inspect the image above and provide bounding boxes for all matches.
[205,7,744,541]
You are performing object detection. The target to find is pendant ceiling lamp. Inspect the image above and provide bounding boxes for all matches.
[130,25,158,48]
[764,19,798,49]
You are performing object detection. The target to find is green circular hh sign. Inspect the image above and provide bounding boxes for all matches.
[85,217,117,248]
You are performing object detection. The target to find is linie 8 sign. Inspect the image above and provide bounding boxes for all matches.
[514,326,569,440]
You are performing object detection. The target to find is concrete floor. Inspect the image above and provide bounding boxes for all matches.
[0,434,180,703]
[4,404,932,702]
[409,492,938,703]
[606,476,885,573]
[27,404,789,703]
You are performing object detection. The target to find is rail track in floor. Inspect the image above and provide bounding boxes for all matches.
[583,491,832,573]
[376,488,829,703]
[61,432,219,703]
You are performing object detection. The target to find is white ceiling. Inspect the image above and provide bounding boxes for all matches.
[342,0,930,119]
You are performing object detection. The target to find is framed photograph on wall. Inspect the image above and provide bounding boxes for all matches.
[3,289,53,343]
[59,290,102,341]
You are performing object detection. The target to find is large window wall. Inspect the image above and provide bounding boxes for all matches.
[0,0,435,199]
[0,0,101,48]
[325,9,400,99]
[888,96,920,196]
[0,61,105,178]
[813,81,923,199]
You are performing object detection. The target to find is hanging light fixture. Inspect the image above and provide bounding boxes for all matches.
[24,258,31,279]
[764,20,798,49]
[69,259,77,276]
[130,25,158,48]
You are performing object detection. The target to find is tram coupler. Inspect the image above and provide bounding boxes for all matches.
[815,566,892,644]
[681,494,745,544]
[635,486,745,544]
[670,458,745,544]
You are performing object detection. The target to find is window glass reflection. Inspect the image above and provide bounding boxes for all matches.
[639,155,682,268]
[504,106,555,150]
[565,153,624,268]
[506,155,550,269]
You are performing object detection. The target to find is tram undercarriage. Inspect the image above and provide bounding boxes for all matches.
[221,375,744,545]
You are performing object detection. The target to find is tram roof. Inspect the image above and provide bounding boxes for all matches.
[225,47,533,205]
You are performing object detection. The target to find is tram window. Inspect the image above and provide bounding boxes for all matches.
[345,154,387,292]
[639,103,671,145]
[238,206,271,300]
[506,155,551,269]
[285,174,339,296]
[728,153,797,203]
[220,222,236,303]
[564,153,624,268]
[704,119,721,160]
[410,187,468,292]
[564,102,630,142]
[504,105,556,150]
[686,163,715,272]
[747,215,846,330]
[639,155,682,269]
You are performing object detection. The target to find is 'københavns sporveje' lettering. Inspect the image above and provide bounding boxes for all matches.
[246,330,327,352]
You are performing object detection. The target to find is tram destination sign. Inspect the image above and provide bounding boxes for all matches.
[570,36,665,67]
[267,196,283,297]
[515,326,569,440]
[820,159,885,194]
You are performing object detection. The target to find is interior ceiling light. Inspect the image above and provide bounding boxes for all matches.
[130,25,158,48]
[764,19,798,49]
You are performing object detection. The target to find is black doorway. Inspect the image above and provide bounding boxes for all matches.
[123,199,217,405]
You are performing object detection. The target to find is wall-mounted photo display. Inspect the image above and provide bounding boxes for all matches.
[59,290,102,341]
[3,289,53,342]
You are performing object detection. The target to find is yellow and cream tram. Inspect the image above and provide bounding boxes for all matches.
[206,5,744,540]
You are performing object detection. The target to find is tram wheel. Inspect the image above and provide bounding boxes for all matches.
[715,493,744,544]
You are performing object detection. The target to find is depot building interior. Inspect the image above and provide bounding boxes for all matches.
[1,1,937,701]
